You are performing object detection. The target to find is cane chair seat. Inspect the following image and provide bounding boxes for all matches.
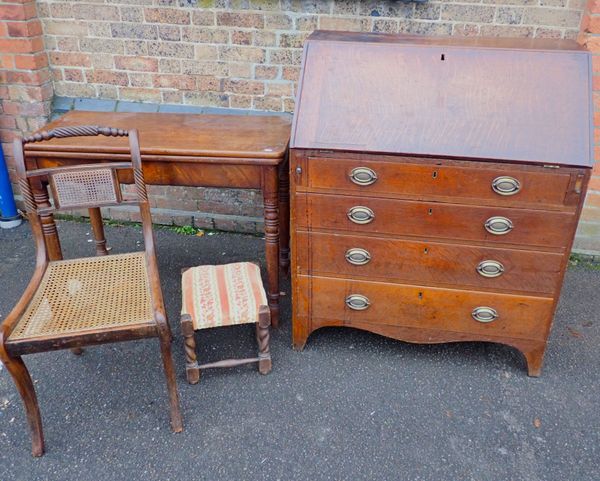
[181,262,268,331]
[8,252,154,342]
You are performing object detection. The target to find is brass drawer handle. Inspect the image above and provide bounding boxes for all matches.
[345,248,371,266]
[347,206,375,225]
[349,167,378,186]
[492,176,521,196]
[484,216,513,235]
[476,260,505,278]
[471,306,498,323]
[346,294,370,311]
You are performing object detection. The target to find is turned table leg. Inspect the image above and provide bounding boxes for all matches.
[89,207,109,256]
[278,158,290,277]
[262,166,280,328]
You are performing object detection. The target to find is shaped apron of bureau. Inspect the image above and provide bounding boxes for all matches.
[289,31,593,376]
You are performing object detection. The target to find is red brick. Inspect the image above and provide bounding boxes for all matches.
[8,83,52,102]
[115,56,159,72]
[6,19,42,37]
[14,52,47,69]
[0,116,16,129]
[584,192,600,208]
[0,3,37,21]
[6,69,50,85]
[584,35,600,52]
[582,14,599,33]
[0,37,44,54]
[0,129,20,143]
[588,175,600,190]
[588,0,600,15]
[0,54,15,69]
[2,100,49,117]
[0,23,8,37]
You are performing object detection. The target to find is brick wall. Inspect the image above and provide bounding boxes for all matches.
[38,0,586,113]
[577,0,600,254]
[2,0,600,251]
[0,1,52,184]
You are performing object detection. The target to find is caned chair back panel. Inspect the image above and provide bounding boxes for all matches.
[49,167,121,209]
[13,125,153,259]
[16,126,148,214]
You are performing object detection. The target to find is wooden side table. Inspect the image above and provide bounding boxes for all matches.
[24,111,291,327]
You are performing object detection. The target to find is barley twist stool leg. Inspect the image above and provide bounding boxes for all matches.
[256,306,272,375]
[181,314,200,384]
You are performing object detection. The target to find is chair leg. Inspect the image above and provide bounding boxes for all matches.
[1,355,44,456]
[157,328,183,433]
[256,305,272,375]
[181,314,200,384]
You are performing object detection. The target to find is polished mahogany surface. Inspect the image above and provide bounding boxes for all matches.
[27,111,291,163]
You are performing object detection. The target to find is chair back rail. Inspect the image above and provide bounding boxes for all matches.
[12,126,156,278]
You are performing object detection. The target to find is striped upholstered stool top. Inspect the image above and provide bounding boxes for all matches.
[181,262,268,331]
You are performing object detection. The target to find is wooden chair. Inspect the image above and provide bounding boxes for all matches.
[181,262,272,384]
[0,126,183,457]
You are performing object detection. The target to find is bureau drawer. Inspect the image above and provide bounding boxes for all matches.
[296,232,564,295]
[295,193,576,249]
[298,276,554,341]
[304,156,579,210]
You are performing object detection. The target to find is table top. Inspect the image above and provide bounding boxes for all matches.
[27,111,292,164]
[291,31,593,168]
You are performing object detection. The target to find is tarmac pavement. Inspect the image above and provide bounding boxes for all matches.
[0,220,598,481]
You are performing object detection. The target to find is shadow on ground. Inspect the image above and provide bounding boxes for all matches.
[0,220,598,481]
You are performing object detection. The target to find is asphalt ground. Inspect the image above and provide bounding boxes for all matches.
[0,220,598,481]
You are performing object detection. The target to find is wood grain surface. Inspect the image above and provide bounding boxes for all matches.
[292,31,592,167]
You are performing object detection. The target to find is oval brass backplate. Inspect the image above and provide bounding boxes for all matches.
[471,306,498,323]
[349,167,378,186]
[476,260,505,278]
[492,176,521,196]
[345,248,371,266]
[484,216,513,235]
[345,294,371,311]
[347,206,375,225]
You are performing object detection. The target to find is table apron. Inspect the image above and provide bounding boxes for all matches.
[33,156,263,189]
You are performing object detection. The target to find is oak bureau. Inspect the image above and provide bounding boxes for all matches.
[289,31,593,376]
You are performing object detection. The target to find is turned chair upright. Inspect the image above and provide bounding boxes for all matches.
[0,126,183,457]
